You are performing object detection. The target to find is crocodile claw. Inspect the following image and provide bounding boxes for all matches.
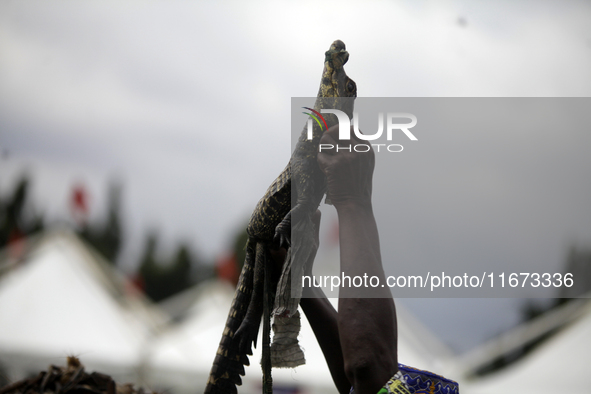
[273,231,291,249]
[274,213,291,249]
[234,319,259,356]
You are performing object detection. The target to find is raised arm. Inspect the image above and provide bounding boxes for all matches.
[317,125,397,394]
[300,287,351,393]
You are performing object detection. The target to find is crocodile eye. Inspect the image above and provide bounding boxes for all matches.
[347,81,355,92]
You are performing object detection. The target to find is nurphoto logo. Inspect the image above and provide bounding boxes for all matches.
[304,109,418,153]
[301,107,328,134]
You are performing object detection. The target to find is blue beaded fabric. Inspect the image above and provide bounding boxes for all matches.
[350,363,459,394]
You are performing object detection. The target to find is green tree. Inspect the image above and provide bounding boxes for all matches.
[138,233,161,300]
[137,235,208,302]
[232,227,249,273]
[168,244,193,294]
[79,181,123,264]
[0,176,44,250]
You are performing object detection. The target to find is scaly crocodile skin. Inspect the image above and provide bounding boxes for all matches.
[205,40,357,394]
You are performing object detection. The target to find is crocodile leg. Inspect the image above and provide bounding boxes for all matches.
[234,241,265,355]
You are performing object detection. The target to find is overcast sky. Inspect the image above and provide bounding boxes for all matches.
[1,0,591,352]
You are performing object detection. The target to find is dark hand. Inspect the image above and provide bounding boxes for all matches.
[317,125,375,208]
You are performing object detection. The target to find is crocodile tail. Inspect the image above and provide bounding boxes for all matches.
[262,244,273,394]
[205,240,257,394]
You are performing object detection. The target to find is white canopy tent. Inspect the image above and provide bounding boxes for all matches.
[461,299,591,394]
[0,229,165,384]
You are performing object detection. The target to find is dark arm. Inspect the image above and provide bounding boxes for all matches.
[300,289,351,394]
[317,125,398,394]
[334,202,397,394]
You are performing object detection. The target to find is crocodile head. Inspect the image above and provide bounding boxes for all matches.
[315,40,357,121]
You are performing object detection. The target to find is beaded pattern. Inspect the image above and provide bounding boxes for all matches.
[351,363,459,394]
